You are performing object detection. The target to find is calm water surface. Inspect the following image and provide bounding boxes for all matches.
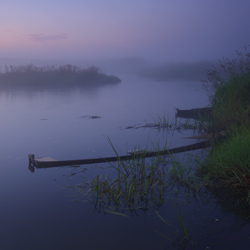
[0,74,249,249]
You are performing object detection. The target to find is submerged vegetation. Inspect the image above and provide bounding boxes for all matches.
[0,64,121,90]
[75,138,170,211]
[73,138,205,212]
[70,139,206,248]
[124,111,209,135]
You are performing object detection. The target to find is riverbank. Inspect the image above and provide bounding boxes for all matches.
[199,48,250,204]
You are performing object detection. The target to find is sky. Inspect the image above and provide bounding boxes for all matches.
[1,0,250,63]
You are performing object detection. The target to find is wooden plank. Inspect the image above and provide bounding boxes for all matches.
[28,140,211,171]
[36,157,57,162]
[176,107,213,120]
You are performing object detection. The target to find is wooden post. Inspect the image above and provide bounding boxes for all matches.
[28,154,35,166]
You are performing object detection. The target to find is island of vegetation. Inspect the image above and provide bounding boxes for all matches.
[0,64,121,90]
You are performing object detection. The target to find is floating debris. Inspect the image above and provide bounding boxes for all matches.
[80,115,101,119]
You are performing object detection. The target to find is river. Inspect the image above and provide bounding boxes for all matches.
[0,73,249,249]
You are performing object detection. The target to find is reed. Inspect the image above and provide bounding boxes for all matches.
[74,137,173,211]
[154,206,189,248]
[200,46,250,203]
[173,203,188,240]
[126,112,209,135]
[72,136,208,215]
[203,46,250,132]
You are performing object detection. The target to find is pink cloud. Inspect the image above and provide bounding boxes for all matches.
[29,33,68,42]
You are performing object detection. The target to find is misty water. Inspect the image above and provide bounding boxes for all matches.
[0,73,249,250]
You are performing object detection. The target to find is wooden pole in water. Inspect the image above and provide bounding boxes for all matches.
[28,154,35,166]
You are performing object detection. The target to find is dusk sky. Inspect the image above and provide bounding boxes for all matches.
[1,0,250,62]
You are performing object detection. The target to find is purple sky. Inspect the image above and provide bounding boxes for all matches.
[1,0,250,62]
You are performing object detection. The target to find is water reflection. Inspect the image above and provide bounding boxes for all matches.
[62,145,250,249]
[5,73,246,249]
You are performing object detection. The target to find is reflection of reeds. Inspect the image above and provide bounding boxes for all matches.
[125,111,209,136]
[90,156,168,209]
[80,137,170,211]
[155,207,189,249]
[173,203,188,240]
[73,137,207,215]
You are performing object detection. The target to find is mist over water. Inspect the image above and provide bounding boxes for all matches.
[0,59,249,249]
[1,1,250,249]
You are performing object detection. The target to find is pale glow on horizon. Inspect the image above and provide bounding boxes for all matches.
[1,0,250,62]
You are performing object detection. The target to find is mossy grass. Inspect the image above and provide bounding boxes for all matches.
[199,124,250,199]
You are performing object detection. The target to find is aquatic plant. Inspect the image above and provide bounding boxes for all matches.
[86,142,170,211]
[173,203,188,240]
[71,136,208,215]
[125,111,210,136]
[154,205,189,249]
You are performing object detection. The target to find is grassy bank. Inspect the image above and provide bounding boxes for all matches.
[200,47,250,203]
[0,64,121,90]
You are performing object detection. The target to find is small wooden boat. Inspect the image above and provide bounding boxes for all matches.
[176,107,213,120]
[28,140,210,172]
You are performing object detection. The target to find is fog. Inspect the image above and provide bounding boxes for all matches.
[1,2,250,249]
[1,0,250,66]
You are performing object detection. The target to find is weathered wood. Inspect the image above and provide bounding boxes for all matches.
[176,107,213,120]
[28,140,210,171]
[182,131,225,140]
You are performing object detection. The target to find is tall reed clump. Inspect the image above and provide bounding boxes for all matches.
[76,138,207,213]
[89,155,169,211]
[204,47,250,132]
[201,46,250,202]
[209,72,250,132]
[78,138,170,212]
